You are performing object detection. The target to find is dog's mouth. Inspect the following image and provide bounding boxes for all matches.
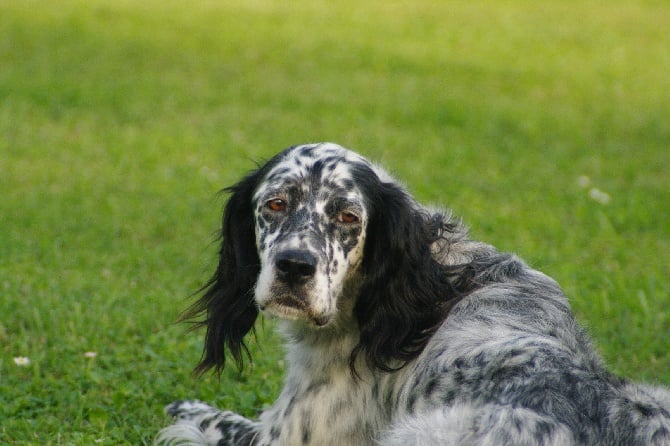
[258,290,332,327]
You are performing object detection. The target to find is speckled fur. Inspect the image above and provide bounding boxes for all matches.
[156,143,670,446]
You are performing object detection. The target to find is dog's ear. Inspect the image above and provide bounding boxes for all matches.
[353,179,466,373]
[187,169,263,375]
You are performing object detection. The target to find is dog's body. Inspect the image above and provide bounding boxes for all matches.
[157,143,670,445]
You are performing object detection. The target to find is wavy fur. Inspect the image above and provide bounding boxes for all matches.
[158,143,670,446]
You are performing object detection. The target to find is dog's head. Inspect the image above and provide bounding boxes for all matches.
[190,143,467,374]
[252,143,373,327]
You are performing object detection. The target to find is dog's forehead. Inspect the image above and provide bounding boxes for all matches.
[254,143,375,199]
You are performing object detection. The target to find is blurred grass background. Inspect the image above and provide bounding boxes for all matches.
[1,0,669,443]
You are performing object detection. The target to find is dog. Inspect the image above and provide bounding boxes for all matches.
[156,142,670,445]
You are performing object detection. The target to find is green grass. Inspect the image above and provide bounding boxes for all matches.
[1,0,669,443]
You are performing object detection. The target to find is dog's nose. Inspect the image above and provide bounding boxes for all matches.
[275,250,317,284]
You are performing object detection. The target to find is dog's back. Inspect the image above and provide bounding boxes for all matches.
[381,249,670,445]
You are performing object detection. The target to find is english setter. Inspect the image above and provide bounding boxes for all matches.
[157,143,670,445]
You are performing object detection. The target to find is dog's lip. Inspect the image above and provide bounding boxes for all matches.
[312,314,331,326]
[275,294,308,311]
[258,297,332,327]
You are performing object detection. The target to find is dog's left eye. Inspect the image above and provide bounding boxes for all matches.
[266,199,287,212]
[338,211,359,224]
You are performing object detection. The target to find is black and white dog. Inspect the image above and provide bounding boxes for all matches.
[157,143,670,445]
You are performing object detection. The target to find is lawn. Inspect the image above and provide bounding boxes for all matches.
[1,0,669,443]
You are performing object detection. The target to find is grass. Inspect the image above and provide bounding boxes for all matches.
[1,0,669,443]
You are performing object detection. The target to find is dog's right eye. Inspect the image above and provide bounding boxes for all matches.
[266,199,287,212]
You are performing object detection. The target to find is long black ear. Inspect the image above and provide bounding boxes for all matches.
[352,178,469,373]
[186,169,263,375]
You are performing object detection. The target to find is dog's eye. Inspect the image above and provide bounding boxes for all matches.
[338,211,359,224]
[266,199,287,212]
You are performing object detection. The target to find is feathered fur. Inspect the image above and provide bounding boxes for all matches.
[157,143,670,445]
